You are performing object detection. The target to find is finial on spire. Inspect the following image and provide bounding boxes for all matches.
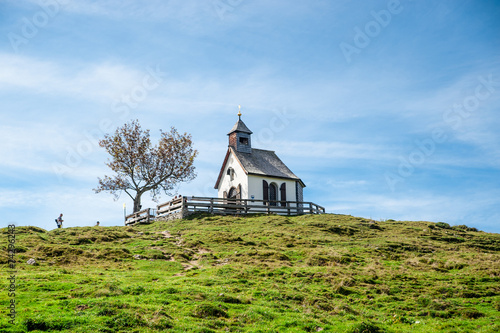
[238,105,242,118]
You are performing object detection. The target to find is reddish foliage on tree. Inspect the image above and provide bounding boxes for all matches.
[94,120,198,212]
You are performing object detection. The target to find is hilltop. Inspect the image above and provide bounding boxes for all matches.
[1,214,499,332]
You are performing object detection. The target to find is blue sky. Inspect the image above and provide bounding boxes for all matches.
[1,0,499,232]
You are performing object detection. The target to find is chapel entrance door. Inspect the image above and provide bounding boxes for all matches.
[228,187,237,199]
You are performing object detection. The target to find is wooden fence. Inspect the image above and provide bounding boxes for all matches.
[156,196,185,218]
[156,196,325,218]
[125,208,156,226]
[125,196,325,225]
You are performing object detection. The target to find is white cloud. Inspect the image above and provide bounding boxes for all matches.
[0,53,146,101]
[271,140,394,161]
[48,0,217,35]
[62,0,209,19]
[0,122,107,179]
[0,123,67,173]
[322,190,500,232]
[0,187,127,230]
[1,0,499,235]
[325,180,369,188]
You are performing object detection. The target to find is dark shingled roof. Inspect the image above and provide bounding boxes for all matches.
[214,147,306,189]
[233,148,305,186]
[228,119,253,135]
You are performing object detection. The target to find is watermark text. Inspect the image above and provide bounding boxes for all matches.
[7,225,17,325]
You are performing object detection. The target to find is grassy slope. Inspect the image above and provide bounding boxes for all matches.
[1,214,499,333]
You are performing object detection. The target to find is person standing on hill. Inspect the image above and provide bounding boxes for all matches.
[55,214,63,228]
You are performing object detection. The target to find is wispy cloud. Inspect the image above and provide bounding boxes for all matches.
[1,0,499,233]
[272,140,394,161]
[0,53,146,100]
[321,189,500,230]
[0,187,126,229]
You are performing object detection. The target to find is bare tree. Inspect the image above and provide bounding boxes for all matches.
[94,120,198,212]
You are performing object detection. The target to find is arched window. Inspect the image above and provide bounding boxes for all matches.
[263,180,280,206]
[269,183,278,206]
[226,167,235,181]
[280,183,287,207]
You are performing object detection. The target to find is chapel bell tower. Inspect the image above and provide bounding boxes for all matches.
[228,105,252,154]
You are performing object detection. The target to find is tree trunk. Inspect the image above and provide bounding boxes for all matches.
[133,194,142,213]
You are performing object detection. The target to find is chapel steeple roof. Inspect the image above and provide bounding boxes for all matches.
[214,107,306,190]
[227,119,253,135]
[228,105,253,135]
[227,105,252,154]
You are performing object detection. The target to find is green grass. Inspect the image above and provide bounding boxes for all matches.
[1,214,499,332]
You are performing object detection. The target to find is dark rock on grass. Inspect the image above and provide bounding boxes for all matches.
[193,303,229,318]
[348,321,384,333]
[461,309,485,319]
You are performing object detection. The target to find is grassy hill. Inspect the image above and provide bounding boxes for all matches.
[1,214,499,332]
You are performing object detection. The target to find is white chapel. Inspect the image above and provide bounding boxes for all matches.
[214,109,305,207]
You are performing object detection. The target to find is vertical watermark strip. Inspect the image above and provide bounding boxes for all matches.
[7,224,17,325]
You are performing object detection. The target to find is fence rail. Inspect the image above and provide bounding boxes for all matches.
[125,208,156,226]
[159,196,325,217]
[125,196,325,225]
[156,197,185,219]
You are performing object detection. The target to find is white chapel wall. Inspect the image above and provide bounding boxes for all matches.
[247,175,298,206]
[217,152,248,199]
